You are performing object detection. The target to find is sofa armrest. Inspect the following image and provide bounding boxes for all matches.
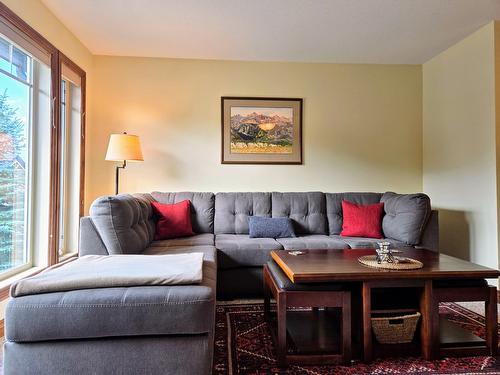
[79,216,109,256]
[88,194,156,254]
[417,210,439,252]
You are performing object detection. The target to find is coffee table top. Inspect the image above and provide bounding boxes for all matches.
[271,248,500,283]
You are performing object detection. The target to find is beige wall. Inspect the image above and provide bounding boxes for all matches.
[423,22,497,269]
[88,56,422,209]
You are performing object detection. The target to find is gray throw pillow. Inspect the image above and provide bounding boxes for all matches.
[381,192,431,245]
[248,217,296,238]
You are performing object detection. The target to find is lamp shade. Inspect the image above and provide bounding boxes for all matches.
[105,133,144,161]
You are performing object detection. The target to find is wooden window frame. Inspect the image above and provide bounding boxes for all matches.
[0,2,86,276]
[57,52,86,262]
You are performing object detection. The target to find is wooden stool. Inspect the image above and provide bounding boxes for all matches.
[425,279,498,359]
[263,261,351,367]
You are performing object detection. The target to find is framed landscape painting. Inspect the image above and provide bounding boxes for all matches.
[221,97,303,164]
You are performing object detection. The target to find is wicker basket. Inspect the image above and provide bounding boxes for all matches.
[371,312,421,344]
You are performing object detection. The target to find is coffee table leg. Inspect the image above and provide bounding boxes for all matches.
[362,282,372,362]
[420,280,437,360]
[486,286,498,356]
[343,292,352,364]
[263,266,271,321]
[277,291,287,366]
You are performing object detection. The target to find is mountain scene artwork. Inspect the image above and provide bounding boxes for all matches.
[230,106,293,154]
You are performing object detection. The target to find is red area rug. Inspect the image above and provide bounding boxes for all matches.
[213,302,500,374]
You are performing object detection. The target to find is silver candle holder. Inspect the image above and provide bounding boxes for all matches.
[376,241,394,264]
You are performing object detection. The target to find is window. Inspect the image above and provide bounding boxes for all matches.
[0,4,86,281]
[0,36,31,274]
[0,34,52,277]
[58,62,84,258]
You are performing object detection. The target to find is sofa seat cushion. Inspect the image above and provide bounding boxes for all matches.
[276,235,349,250]
[148,234,214,248]
[143,244,216,263]
[334,235,407,249]
[5,261,216,343]
[216,234,283,269]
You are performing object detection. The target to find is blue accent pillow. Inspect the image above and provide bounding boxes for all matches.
[248,217,296,238]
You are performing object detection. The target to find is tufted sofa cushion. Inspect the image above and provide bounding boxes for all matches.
[215,234,282,268]
[214,192,271,234]
[276,235,348,250]
[151,192,215,234]
[89,193,156,254]
[148,234,214,248]
[325,192,382,235]
[333,235,407,249]
[272,192,327,234]
[381,192,431,245]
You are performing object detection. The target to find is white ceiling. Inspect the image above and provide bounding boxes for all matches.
[41,0,500,64]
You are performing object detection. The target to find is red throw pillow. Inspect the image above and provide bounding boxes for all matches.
[340,200,384,238]
[151,200,194,240]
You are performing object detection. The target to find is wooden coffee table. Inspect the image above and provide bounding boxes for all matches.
[271,248,500,362]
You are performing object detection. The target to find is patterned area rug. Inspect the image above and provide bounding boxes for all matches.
[213,302,500,374]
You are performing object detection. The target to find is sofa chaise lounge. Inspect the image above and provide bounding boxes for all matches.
[4,191,437,375]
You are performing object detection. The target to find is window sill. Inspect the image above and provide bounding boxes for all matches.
[0,266,44,301]
[59,251,78,262]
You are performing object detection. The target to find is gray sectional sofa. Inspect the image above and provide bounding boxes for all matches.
[214,191,437,298]
[4,191,437,375]
[80,191,437,299]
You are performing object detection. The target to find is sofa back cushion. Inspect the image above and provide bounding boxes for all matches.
[151,192,215,233]
[89,193,156,254]
[326,192,382,235]
[215,192,271,234]
[381,192,431,245]
[272,192,327,234]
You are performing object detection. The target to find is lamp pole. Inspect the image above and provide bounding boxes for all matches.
[115,160,127,195]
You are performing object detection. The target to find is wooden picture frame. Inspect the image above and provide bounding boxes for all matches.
[221,97,303,164]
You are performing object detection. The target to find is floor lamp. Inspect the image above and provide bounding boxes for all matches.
[105,132,144,195]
